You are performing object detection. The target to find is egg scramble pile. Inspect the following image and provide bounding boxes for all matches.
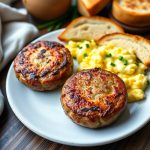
[66,40,148,102]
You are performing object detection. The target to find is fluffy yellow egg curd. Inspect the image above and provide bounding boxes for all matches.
[66,40,148,102]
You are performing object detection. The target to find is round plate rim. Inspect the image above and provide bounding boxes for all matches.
[6,29,150,147]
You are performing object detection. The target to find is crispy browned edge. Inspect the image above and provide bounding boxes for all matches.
[61,68,127,128]
[97,32,150,67]
[77,0,110,16]
[58,16,124,41]
[14,41,73,91]
[112,0,150,27]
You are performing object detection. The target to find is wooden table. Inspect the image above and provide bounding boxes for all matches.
[1,65,150,150]
[1,1,150,150]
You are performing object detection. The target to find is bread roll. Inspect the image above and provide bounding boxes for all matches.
[112,0,150,27]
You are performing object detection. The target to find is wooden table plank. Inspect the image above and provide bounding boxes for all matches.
[0,63,150,150]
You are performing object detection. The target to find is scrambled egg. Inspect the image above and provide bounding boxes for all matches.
[66,40,148,102]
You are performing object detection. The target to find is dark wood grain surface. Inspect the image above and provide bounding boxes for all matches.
[0,1,150,150]
[0,64,150,150]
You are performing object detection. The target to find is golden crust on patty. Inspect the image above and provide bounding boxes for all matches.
[61,68,127,128]
[14,41,73,91]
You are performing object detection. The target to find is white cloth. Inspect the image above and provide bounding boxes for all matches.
[0,2,39,71]
[0,2,39,115]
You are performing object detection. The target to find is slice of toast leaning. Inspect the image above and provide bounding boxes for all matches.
[98,33,150,67]
[58,16,124,41]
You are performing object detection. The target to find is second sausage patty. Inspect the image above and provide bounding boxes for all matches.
[14,41,73,91]
[61,68,127,128]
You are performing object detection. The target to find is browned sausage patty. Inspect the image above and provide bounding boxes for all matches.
[14,41,73,91]
[61,68,127,128]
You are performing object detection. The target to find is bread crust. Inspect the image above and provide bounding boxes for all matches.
[77,0,110,16]
[61,68,127,128]
[112,0,150,27]
[14,41,73,91]
[58,16,124,42]
[97,33,150,67]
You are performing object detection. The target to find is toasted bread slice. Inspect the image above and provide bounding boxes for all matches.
[97,33,150,67]
[58,16,124,41]
[112,0,150,27]
[77,0,110,16]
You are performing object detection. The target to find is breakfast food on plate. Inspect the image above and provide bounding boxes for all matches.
[98,33,150,67]
[78,0,110,16]
[66,35,148,102]
[61,68,127,128]
[23,0,71,20]
[112,0,150,27]
[58,16,124,42]
[66,40,97,63]
[14,41,73,91]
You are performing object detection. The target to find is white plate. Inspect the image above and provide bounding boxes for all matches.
[6,29,150,146]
